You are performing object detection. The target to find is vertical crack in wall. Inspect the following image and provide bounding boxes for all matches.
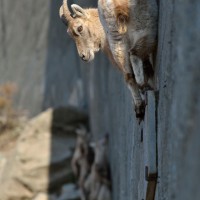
[155,91,159,173]
[0,0,7,65]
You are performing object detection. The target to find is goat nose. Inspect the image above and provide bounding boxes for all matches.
[81,54,86,60]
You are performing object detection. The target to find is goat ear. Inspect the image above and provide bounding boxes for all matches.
[71,4,87,18]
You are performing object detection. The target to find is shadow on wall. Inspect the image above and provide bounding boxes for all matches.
[47,107,89,197]
[43,0,80,110]
[43,0,98,198]
[43,1,140,200]
[44,0,83,198]
[43,0,98,111]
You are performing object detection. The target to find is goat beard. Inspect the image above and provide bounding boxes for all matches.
[88,51,95,62]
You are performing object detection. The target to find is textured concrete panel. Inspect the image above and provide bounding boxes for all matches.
[156,0,200,200]
[0,0,50,116]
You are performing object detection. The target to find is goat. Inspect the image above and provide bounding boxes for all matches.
[98,0,158,88]
[93,135,110,184]
[84,165,111,200]
[84,135,111,200]
[98,184,111,200]
[59,0,157,119]
[71,127,94,200]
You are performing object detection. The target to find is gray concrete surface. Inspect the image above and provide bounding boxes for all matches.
[156,1,200,200]
[0,0,50,116]
[1,0,200,200]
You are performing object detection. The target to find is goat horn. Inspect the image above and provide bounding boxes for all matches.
[59,0,72,25]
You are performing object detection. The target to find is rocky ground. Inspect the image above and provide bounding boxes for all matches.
[0,107,88,200]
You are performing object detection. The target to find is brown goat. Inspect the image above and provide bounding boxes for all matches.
[98,0,158,89]
[71,127,94,200]
[84,135,111,200]
[59,0,158,119]
[113,0,130,34]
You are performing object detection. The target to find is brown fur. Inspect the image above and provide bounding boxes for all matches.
[113,0,129,34]
[59,0,158,119]
[84,136,111,200]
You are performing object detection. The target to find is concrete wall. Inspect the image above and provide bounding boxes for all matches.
[88,0,200,199]
[0,0,50,116]
[1,0,200,199]
[0,0,96,116]
[156,1,200,199]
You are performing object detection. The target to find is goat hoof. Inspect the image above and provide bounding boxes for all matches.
[135,101,145,121]
[139,83,153,92]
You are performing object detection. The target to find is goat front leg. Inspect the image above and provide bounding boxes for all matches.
[130,53,155,91]
[80,188,86,200]
[129,53,145,88]
[143,56,154,89]
[129,36,155,90]
[124,72,145,120]
[112,40,145,119]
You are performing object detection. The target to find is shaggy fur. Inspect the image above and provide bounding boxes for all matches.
[71,127,94,200]
[84,136,111,200]
[113,0,130,34]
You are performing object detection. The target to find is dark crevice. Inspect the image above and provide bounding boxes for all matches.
[155,90,159,171]
[0,0,7,62]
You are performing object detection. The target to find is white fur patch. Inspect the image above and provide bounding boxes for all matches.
[130,55,145,86]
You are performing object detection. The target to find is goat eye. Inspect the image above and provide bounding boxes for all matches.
[77,26,83,33]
